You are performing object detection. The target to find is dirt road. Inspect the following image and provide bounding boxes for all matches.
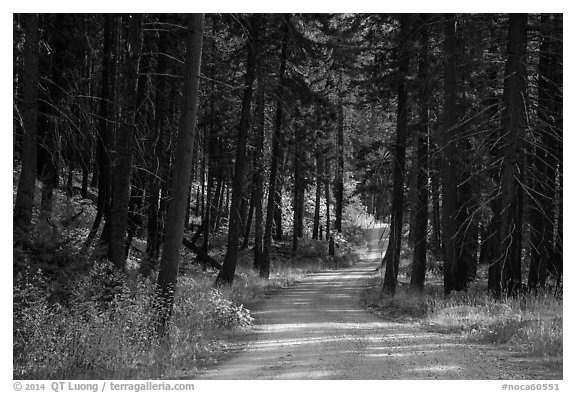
[199,228,561,380]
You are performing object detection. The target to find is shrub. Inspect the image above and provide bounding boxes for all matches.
[13,262,254,379]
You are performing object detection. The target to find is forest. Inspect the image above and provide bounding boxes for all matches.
[13,13,562,379]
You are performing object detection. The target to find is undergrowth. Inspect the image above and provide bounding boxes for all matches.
[13,261,253,379]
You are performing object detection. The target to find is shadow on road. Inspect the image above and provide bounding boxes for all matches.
[196,225,560,380]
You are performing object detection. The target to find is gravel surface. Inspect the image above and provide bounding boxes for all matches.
[198,228,562,380]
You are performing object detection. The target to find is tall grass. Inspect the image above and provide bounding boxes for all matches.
[363,282,562,358]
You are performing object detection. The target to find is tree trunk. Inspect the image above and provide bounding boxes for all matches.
[498,13,528,297]
[430,154,442,255]
[292,110,304,253]
[202,172,214,253]
[14,13,39,241]
[84,14,116,252]
[213,176,226,232]
[312,150,323,240]
[253,71,265,269]
[334,70,345,233]
[157,14,204,330]
[440,15,462,295]
[274,151,285,241]
[528,14,561,291]
[126,28,152,258]
[216,14,259,286]
[38,15,68,222]
[240,151,253,249]
[199,158,205,217]
[98,14,124,253]
[261,16,289,279]
[210,175,222,232]
[108,14,143,269]
[410,15,429,292]
[125,170,144,257]
[381,15,409,297]
[141,23,173,276]
[549,14,563,292]
[407,158,419,247]
[243,185,255,250]
[325,157,331,244]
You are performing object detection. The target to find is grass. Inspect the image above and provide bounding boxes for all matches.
[363,275,562,359]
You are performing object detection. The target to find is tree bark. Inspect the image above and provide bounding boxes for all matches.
[98,14,123,251]
[410,15,429,292]
[253,71,265,269]
[440,15,461,295]
[38,15,68,222]
[14,13,39,241]
[292,110,304,253]
[84,14,116,252]
[243,187,256,249]
[549,14,563,292]
[273,151,285,241]
[498,13,528,297]
[126,25,152,258]
[261,16,289,279]
[141,23,173,276]
[312,150,323,240]
[108,14,143,269]
[528,14,562,291]
[334,70,345,233]
[381,15,409,296]
[430,154,442,255]
[156,14,204,330]
[325,157,331,244]
[216,14,259,286]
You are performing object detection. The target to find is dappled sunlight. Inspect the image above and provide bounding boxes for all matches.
[201,251,506,380]
[365,352,415,358]
[409,365,463,373]
[368,342,467,351]
[199,229,547,380]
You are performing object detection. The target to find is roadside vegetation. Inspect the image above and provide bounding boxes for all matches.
[362,240,562,360]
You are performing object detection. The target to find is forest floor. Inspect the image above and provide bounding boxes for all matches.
[196,228,562,380]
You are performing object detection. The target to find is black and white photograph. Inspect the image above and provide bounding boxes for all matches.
[10,7,565,386]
